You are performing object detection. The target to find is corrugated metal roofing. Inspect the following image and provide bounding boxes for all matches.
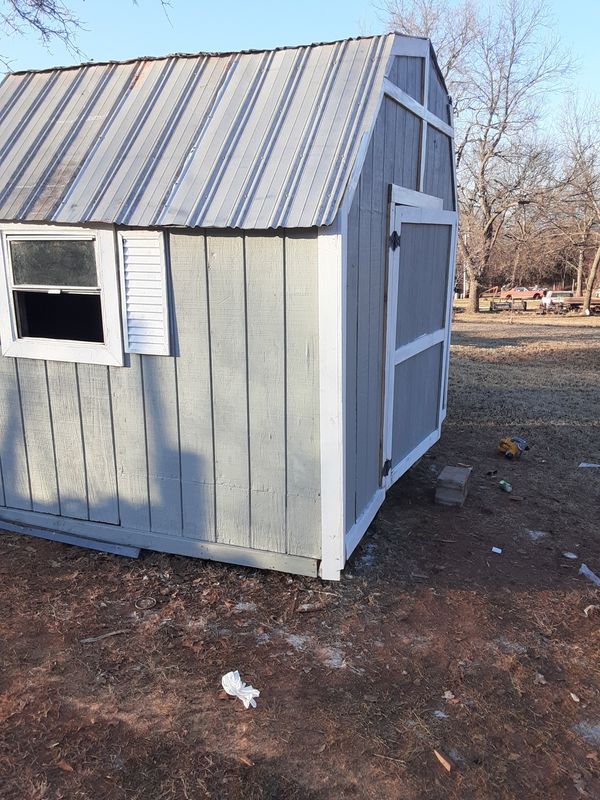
[0,35,395,229]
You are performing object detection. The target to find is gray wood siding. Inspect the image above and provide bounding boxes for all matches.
[388,56,424,103]
[392,343,443,463]
[428,62,451,123]
[0,229,321,560]
[423,127,455,211]
[395,224,452,347]
[345,98,422,529]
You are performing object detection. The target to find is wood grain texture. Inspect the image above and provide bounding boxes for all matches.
[0,356,30,509]
[169,231,216,541]
[206,232,250,547]
[46,360,88,519]
[141,355,182,535]
[77,363,119,524]
[285,231,321,558]
[245,232,286,553]
[16,359,59,514]
[110,354,150,530]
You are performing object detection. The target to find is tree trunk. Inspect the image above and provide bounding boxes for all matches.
[576,248,584,296]
[582,244,600,314]
[468,275,480,312]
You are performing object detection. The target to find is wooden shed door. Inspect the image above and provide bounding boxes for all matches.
[382,205,457,488]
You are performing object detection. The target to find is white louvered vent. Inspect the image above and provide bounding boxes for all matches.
[119,231,170,356]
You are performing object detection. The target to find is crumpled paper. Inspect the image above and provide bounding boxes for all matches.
[221,670,260,709]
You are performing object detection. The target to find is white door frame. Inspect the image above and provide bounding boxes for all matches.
[382,198,457,489]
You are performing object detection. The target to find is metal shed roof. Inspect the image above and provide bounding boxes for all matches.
[0,34,396,230]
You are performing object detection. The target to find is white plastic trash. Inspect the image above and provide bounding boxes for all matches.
[221,670,260,709]
[579,563,600,588]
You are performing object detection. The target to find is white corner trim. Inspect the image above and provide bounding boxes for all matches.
[391,185,443,209]
[383,78,454,139]
[344,487,386,561]
[394,328,446,366]
[0,224,123,367]
[317,213,345,581]
[389,428,441,485]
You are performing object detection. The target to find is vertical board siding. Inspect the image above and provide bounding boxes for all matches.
[169,232,216,541]
[206,232,251,547]
[0,356,31,509]
[345,97,423,531]
[390,56,424,103]
[16,359,59,514]
[424,126,455,211]
[110,354,151,531]
[355,141,374,516]
[77,364,119,524]
[46,361,88,520]
[428,62,451,123]
[285,231,321,558]
[142,356,182,535]
[245,232,286,553]
[0,228,321,561]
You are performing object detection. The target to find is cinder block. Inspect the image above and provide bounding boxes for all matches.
[435,465,472,507]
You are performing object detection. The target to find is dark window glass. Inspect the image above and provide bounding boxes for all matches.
[14,291,104,343]
[10,239,97,287]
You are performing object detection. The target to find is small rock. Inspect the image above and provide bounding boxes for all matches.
[534,672,547,685]
[563,552,578,560]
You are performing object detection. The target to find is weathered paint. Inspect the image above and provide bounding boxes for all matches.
[0,228,322,564]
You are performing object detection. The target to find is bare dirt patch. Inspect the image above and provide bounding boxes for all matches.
[1,315,599,799]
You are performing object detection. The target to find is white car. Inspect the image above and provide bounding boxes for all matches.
[541,290,573,309]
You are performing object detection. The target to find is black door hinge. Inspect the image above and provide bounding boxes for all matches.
[382,459,392,478]
[390,230,401,251]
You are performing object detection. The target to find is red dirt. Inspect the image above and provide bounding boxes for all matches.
[1,315,599,799]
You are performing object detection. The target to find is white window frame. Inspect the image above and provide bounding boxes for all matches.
[0,224,123,366]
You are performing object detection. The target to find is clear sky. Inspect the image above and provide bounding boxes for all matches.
[0,0,597,102]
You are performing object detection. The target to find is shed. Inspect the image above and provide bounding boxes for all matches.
[0,33,457,579]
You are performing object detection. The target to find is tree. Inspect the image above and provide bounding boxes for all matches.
[1,1,172,66]
[559,101,600,313]
[1,1,82,63]
[382,0,572,310]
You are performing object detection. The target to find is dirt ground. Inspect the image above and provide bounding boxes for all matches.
[1,312,599,800]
